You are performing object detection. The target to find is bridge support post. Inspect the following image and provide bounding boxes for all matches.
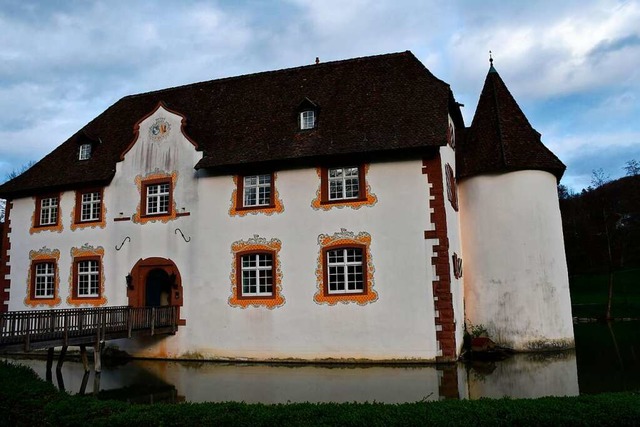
[80,345,89,372]
[93,372,101,396]
[93,342,102,373]
[45,347,54,382]
[56,346,67,371]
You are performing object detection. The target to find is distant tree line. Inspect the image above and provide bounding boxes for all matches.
[559,159,640,274]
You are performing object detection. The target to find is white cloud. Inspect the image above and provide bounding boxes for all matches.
[448,0,640,100]
[0,0,638,197]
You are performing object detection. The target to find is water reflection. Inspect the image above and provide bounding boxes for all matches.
[5,352,578,403]
[574,320,640,394]
[466,351,579,399]
[8,321,639,403]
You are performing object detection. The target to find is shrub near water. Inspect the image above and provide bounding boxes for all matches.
[2,360,640,426]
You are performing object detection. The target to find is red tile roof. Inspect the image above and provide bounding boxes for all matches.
[457,65,565,181]
[0,51,455,198]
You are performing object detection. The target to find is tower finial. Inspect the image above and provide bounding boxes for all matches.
[488,50,497,73]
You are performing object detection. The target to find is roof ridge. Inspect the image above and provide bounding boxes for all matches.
[122,51,415,101]
[489,71,508,167]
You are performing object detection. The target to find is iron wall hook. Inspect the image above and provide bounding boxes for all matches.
[115,236,131,251]
[175,228,191,243]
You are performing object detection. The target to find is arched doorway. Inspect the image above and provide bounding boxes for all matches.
[128,257,185,324]
[145,268,172,307]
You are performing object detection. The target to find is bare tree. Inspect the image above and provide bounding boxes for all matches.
[5,160,36,181]
[591,168,611,188]
[1,160,36,223]
[624,159,640,176]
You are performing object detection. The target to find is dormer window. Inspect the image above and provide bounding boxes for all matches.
[79,143,92,160]
[297,98,318,130]
[300,110,315,130]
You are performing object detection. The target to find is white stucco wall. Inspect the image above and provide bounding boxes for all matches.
[6,105,441,361]
[458,170,574,350]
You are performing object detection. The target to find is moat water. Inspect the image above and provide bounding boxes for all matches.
[4,321,639,403]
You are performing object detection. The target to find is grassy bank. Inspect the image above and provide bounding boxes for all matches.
[1,361,640,426]
[570,268,640,319]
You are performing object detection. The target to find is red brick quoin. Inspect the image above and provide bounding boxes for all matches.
[0,201,12,313]
[423,155,457,361]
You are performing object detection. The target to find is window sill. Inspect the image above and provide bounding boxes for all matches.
[30,222,63,234]
[71,218,106,231]
[67,296,107,306]
[25,296,61,308]
[312,194,377,211]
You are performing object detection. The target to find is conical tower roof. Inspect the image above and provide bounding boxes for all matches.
[458,60,565,180]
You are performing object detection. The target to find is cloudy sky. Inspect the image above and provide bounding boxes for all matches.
[0,0,638,191]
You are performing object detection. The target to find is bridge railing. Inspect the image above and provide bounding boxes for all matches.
[0,306,177,350]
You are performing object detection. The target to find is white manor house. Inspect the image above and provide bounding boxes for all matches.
[0,52,574,362]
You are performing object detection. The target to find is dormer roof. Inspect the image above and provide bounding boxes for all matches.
[457,63,565,181]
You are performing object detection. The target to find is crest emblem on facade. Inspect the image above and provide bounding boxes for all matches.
[149,118,171,141]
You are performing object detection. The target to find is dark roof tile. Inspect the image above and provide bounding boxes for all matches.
[457,65,565,181]
[0,51,453,198]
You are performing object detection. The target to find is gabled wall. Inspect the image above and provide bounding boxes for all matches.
[4,103,444,361]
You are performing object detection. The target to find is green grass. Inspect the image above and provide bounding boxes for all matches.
[570,269,640,318]
[2,360,640,426]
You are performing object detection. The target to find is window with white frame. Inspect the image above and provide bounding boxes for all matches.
[243,174,272,207]
[145,182,171,215]
[79,143,92,160]
[80,191,101,222]
[300,110,315,130]
[76,259,100,297]
[39,197,58,226]
[326,247,364,294]
[328,167,360,200]
[240,253,274,297]
[34,262,55,299]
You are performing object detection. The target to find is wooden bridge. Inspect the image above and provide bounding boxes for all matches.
[0,306,178,372]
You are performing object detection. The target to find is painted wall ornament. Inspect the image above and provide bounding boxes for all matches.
[228,235,285,309]
[149,117,171,141]
[25,247,61,307]
[314,228,378,306]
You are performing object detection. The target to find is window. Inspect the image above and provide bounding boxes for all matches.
[239,252,274,297]
[326,247,364,294]
[314,229,377,305]
[447,122,456,149]
[452,253,463,279]
[144,180,171,216]
[445,163,458,211]
[328,167,360,200]
[300,110,315,130]
[229,236,284,308]
[26,249,61,307]
[79,190,102,222]
[72,189,105,230]
[68,245,106,306]
[75,258,100,298]
[33,261,56,299]
[243,174,272,207]
[312,165,377,210]
[79,143,92,160]
[230,173,283,216]
[133,173,178,224]
[36,195,59,227]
